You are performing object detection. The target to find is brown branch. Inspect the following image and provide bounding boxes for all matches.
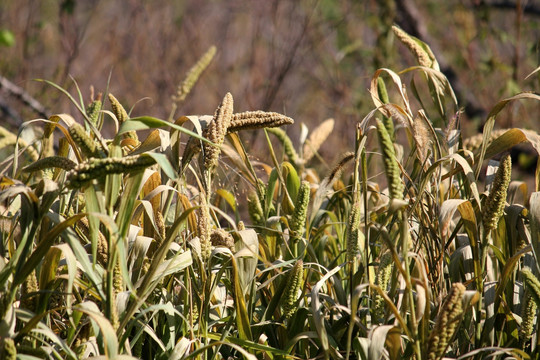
[0,76,49,119]
[475,0,540,17]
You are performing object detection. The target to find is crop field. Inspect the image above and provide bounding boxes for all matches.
[2,2,540,360]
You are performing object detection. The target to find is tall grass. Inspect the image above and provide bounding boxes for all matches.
[1,29,540,360]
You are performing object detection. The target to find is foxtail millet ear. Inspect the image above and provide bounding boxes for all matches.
[68,122,107,159]
[22,156,76,173]
[202,92,234,173]
[266,127,299,165]
[392,25,434,68]
[375,119,404,200]
[228,111,293,133]
[302,118,334,163]
[482,154,512,231]
[66,154,156,188]
[172,45,216,105]
[289,181,311,244]
[282,260,304,319]
[427,283,466,360]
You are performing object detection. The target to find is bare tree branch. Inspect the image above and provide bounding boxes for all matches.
[0,97,23,129]
[0,75,49,119]
[475,0,540,17]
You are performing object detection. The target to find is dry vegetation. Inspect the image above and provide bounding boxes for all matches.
[2,1,540,161]
[2,1,540,360]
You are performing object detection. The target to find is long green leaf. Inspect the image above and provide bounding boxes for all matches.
[311,263,346,359]
[118,116,213,145]
[231,255,253,341]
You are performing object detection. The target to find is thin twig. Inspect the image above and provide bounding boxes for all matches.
[0,75,48,119]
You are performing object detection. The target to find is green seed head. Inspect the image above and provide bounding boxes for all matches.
[69,122,106,159]
[290,181,310,243]
[108,93,139,142]
[375,119,403,200]
[373,252,393,321]
[113,260,123,296]
[2,338,16,360]
[427,283,465,360]
[22,156,76,173]
[197,200,212,263]
[522,268,540,305]
[282,260,304,319]
[519,291,537,343]
[247,191,264,227]
[346,203,361,262]
[20,270,38,312]
[483,154,512,231]
[108,93,129,124]
[267,127,299,165]
[66,154,156,188]
[86,98,102,128]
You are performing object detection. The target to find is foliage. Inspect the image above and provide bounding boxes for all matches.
[2,28,540,360]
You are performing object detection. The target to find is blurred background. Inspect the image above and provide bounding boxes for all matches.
[1,0,540,165]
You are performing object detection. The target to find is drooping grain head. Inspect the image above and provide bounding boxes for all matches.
[302,118,335,163]
[392,25,433,68]
[66,154,156,188]
[266,127,299,166]
[521,267,540,305]
[155,210,166,242]
[0,126,39,161]
[412,114,432,165]
[77,217,108,265]
[74,324,90,359]
[237,221,245,231]
[113,261,123,297]
[108,93,129,124]
[22,156,76,173]
[172,45,217,105]
[326,152,355,187]
[228,111,294,133]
